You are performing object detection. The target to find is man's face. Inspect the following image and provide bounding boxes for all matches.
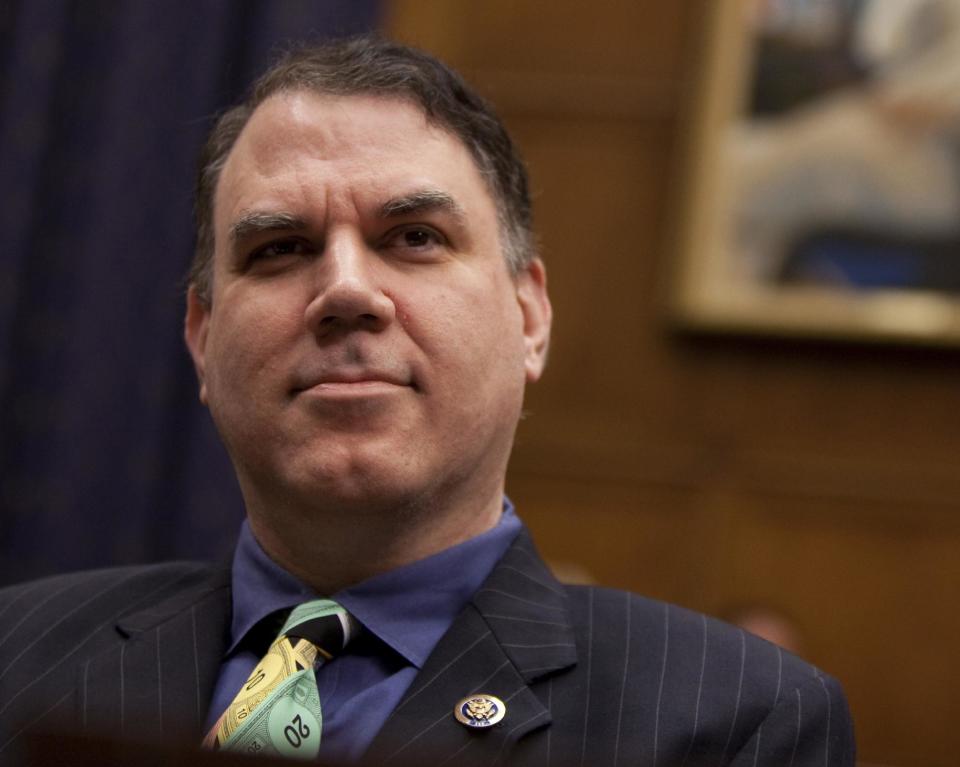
[185,92,550,521]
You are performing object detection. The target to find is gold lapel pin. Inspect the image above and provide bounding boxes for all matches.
[454,694,506,728]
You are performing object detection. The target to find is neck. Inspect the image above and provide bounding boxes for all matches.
[244,486,505,595]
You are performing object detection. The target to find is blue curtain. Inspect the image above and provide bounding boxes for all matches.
[0,0,381,585]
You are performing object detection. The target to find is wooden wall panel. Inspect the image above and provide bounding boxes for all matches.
[387,2,960,764]
[716,494,960,766]
[506,474,722,609]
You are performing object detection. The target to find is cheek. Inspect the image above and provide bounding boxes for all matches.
[205,295,300,391]
[403,281,526,395]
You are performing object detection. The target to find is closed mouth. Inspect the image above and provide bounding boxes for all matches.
[292,373,415,396]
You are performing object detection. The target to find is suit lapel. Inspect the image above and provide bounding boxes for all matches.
[365,530,577,767]
[79,564,232,744]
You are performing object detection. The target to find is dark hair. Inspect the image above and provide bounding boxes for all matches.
[189,35,534,303]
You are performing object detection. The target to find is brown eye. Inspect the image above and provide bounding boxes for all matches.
[403,229,432,248]
[250,239,307,262]
[381,225,447,261]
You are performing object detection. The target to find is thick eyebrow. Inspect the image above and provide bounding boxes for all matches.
[229,211,308,243]
[228,191,464,244]
[378,190,466,223]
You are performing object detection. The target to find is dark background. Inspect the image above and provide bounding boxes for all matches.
[0,0,380,584]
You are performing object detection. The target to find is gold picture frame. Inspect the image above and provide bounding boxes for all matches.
[671,1,960,346]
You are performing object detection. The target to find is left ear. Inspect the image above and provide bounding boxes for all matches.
[515,257,552,382]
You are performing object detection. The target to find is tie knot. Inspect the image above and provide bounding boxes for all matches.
[281,599,358,660]
[205,598,358,756]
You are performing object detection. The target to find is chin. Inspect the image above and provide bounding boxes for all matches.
[282,454,428,513]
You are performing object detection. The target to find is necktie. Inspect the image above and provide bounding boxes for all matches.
[204,599,358,760]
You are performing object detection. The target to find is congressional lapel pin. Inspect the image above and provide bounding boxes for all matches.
[454,694,506,728]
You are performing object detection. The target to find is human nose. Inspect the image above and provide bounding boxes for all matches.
[303,233,395,337]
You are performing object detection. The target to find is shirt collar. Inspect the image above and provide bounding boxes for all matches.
[228,500,521,668]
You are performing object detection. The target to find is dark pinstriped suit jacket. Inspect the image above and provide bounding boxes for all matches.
[0,530,854,765]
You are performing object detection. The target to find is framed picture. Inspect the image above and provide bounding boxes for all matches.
[671,0,960,346]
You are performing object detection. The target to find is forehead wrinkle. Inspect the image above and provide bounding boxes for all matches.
[217,95,499,257]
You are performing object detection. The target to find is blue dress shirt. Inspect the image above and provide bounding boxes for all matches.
[205,500,521,763]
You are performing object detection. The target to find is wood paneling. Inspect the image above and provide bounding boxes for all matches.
[387,3,960,764]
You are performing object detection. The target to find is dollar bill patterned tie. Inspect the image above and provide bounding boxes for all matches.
[204,599,358,760]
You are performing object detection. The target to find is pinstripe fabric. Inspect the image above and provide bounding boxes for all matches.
[0,562,230,760]
[366,532,854,767]
[0,530,854,766]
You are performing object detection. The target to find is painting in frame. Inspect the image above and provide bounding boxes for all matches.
[671,0,960,346]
